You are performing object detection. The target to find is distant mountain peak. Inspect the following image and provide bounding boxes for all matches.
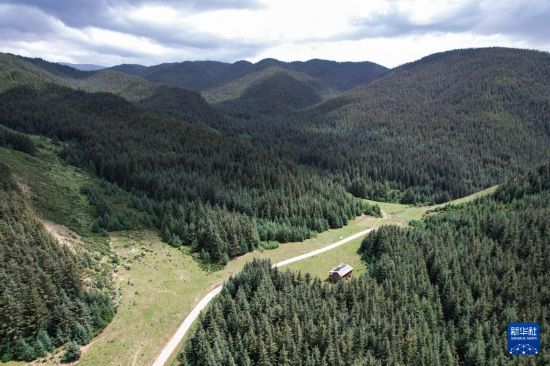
[59,62,106,71]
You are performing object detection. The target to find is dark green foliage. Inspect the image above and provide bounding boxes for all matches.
[0,163,114,361]
[218,71,324,116]
[304,48,550,203]
[110,58,387,92]
[181,163,550,365]
[217,48,550,204]
[281,58,389,91]
[80,180,155,232]
[494,163,550,201]
[20,55,89,80]
[360,162,550,364]
[259,241,279,250]
[60,341,81,363]
[180,259,455,366]
[0,125,36,155]
[0,85,377,263]
[138,85,228,128]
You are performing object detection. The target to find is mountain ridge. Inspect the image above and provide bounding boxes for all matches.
[109,57,389,92]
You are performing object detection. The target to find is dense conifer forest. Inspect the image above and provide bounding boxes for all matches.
[0,85,378,263]
[110,58,388,92]
[207,48,550,204]
[179,163,550,365]
[1,17,549,366]
[2,49,549,206]
[0,163,114,362]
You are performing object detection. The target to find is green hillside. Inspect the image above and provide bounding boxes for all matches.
[283,58,389,91]
[0,84,378,264]
[251,58,389,91]
[0,53,230,126]
[0,161,114,362]
[138,85,228,128]
[0,54,68,92]
[316,47,550,202]
[111,60,251,91]
[0,53,155,101]
[179,162,550,365]
[209,67,338,116]
[74,70,158,103]
[202,66,337,105]
[232,48,550,204]
[110,58,388,92]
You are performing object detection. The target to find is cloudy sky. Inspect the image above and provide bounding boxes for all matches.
[0,0,548,67]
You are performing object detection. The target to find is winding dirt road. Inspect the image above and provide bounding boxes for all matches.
[151,227,375,366]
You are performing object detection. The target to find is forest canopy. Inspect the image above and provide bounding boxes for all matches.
[0,85,379,263]
[179,163,550,365]
[0,163,114,362]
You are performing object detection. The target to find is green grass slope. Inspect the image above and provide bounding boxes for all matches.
[74,70,158,103]
[0,54,69,92]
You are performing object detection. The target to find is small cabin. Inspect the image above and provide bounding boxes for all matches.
[328,263,353,282]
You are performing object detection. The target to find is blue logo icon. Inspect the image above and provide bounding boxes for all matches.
[507,323,540,356]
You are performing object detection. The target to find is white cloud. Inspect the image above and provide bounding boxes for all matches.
[0,0,548,66]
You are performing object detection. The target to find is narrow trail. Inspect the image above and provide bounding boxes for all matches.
[151,227,375,366]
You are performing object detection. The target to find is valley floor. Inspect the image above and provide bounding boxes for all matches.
[79,214,378,366]
[0,143,496,366]
[288,186,498,280]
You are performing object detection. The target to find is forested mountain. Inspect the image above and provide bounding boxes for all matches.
[257,58,389,91]
[0,163,114,362]
[110,58,388,92]
[0,53,230,124]
[111,60,253,91]
[0,84,377,263]
[1,54,157,102]
[2,47,549,250]
[0,54,69,92]
[225,48,550,204]
[203,66,337,105]
[180,163,550,365]
[311,48,550,202]
[208,67,338,116]
[138,85,228,128]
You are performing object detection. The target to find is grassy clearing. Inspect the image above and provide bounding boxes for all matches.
[78,231,216,366]
[288,187,498,281]
[0,140,96,236]
[77,215,378,366]
[285,236,366,280]
[366,185,498,223]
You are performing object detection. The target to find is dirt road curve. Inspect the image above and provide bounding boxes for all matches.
[151,227,374,366]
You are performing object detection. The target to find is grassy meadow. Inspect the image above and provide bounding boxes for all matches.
[287,186,498,280]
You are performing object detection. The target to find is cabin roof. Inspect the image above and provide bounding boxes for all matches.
[329,263,353,277]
